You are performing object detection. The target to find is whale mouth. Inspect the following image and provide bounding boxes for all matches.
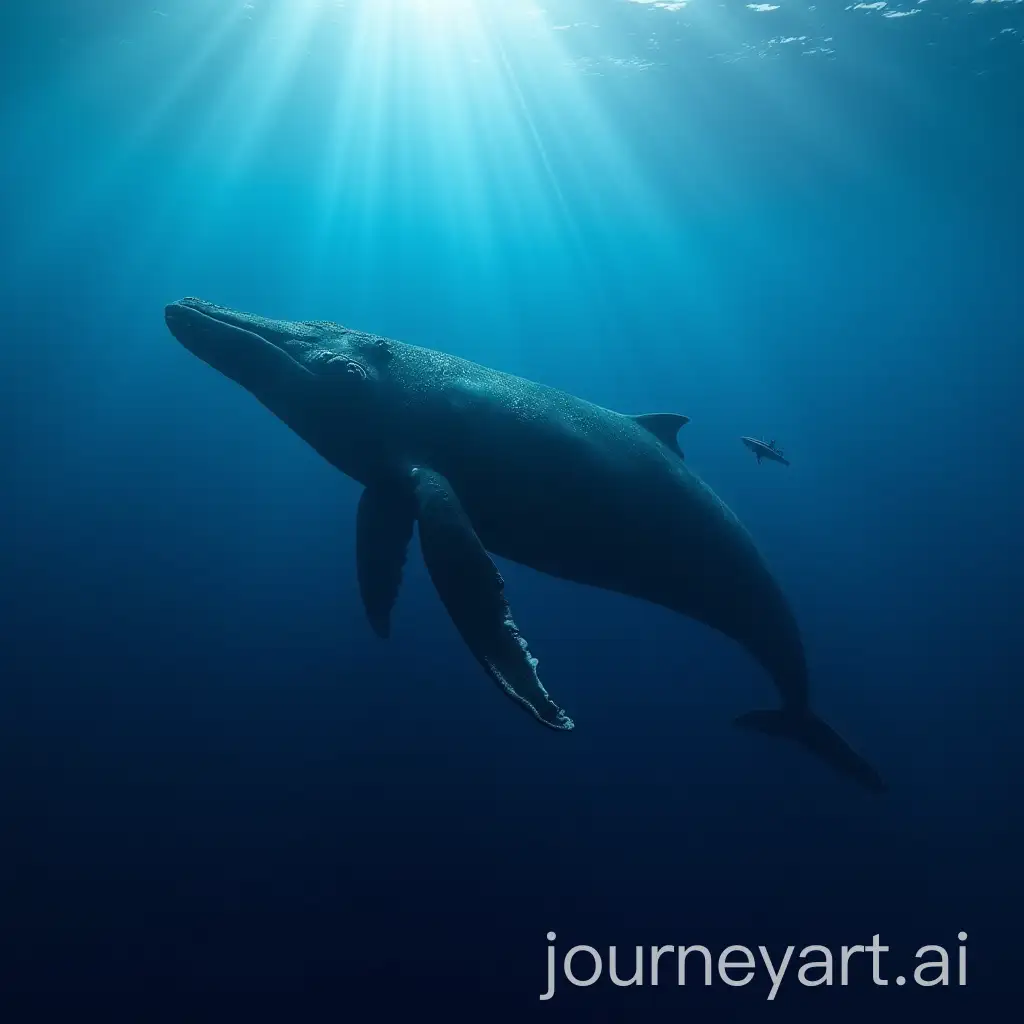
[165,297,287,355]
[165,297,311,388]
[165,297,310,376]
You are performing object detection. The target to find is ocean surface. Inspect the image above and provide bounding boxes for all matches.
[1,0,1021,1018]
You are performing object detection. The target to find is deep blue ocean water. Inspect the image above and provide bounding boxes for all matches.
[1,1,1022,1018]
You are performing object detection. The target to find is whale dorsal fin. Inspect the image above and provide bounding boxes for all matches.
[630,413,690,459]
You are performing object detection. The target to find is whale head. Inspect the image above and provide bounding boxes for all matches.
[165,297,393,482]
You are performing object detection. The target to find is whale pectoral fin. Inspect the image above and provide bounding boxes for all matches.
[410,466,574,731]
[356,485,416,638]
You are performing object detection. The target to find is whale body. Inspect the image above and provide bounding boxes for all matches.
[165,298,884,793]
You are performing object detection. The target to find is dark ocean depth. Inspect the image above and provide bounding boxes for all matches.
[1,1,1022,1019]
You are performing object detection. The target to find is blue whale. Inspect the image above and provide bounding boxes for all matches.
[165,298,885,793]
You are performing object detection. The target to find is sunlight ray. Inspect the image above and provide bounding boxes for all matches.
[10,4,248,281]
[121,3,249,160]
[205,0,325,185]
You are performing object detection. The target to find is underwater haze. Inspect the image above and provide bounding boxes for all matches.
[1,0,1022,1018]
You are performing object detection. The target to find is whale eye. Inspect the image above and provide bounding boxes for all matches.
[322,353,368,380]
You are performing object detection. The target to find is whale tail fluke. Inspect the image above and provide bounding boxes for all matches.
[736,708,886,794]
